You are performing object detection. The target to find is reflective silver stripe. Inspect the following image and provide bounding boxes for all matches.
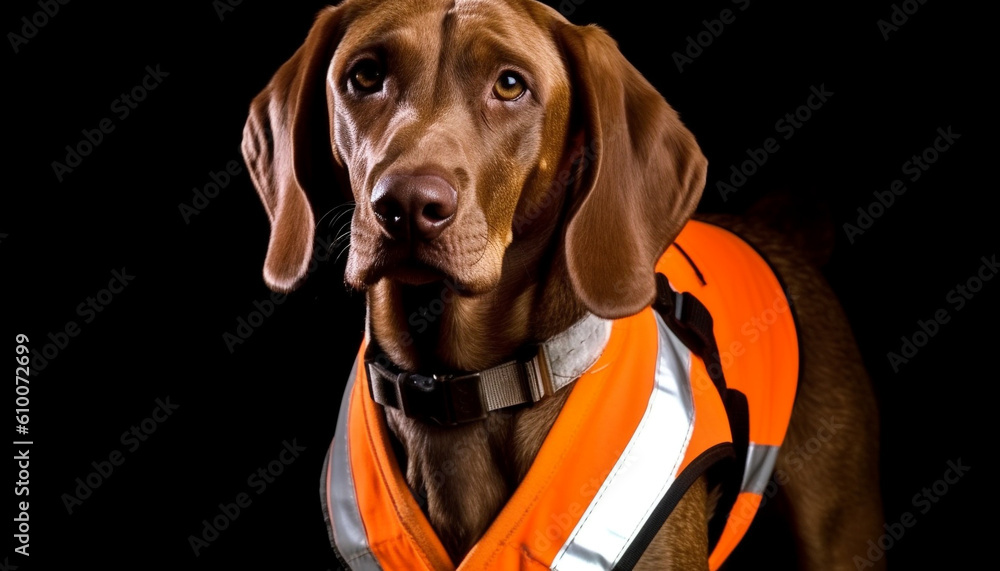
[741,443,780,495]
[550,312,695,570]
[326,358,382,570]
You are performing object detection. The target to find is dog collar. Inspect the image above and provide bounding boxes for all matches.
[364,313,612,425]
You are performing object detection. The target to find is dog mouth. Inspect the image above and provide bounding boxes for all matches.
[347,237,480,291]
[378,253,451,286]
[345,196,501,294]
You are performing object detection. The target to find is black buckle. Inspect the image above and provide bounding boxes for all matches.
[401,371,486,426]
[367,360,487,426]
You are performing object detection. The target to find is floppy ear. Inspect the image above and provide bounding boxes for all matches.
[241,7,344,292]
[557,23,708,319]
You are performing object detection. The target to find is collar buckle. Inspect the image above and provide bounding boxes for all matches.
[524,344,555,402]
[367,361,488,426]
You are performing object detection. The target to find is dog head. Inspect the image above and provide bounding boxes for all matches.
[243,0,707,319]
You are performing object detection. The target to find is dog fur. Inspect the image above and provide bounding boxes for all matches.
[241,1,885,568]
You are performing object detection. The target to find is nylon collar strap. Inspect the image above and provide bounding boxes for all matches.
[364,313,612,426]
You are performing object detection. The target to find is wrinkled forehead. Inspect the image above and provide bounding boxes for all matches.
[336,0,566,90]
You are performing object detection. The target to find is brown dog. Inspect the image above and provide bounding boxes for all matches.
[241,0,885,568]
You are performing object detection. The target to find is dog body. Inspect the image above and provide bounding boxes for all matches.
[242,1,885,568]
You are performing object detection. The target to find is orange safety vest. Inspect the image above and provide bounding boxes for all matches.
[321,220,799,570]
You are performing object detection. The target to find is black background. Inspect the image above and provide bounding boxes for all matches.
[5,0,991,569]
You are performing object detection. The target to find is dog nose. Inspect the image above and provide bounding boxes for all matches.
[371,174,458,241]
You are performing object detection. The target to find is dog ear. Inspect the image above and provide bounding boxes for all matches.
[241,7,344,292]
[557,23,708,319]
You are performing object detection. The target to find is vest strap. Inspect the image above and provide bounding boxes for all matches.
[653,272,726,392]
[652,271,750,551]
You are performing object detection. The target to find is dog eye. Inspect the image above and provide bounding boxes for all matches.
[493,71,526,101]
[349,59,384,93]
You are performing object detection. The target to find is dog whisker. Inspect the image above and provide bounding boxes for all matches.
[329,206,357,229]
[335,242,352,264]
[332,219,354,246]
[319,203,357,230]
[333,229,353,249]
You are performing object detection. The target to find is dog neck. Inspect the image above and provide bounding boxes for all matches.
[366,247,588,373]
[363,248,596,562]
